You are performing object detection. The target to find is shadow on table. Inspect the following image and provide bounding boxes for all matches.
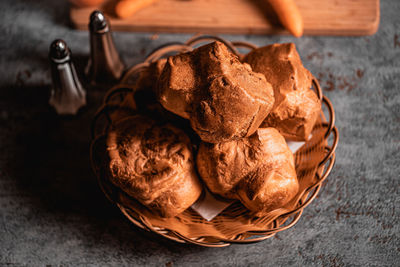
[0,0,218,257]
[1,79,212,257]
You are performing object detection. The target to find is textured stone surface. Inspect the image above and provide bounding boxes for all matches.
[0,0,399,266]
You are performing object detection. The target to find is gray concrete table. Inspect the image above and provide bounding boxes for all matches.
[0,0,399,266]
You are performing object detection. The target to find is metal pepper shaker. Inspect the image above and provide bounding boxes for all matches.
[86,10,125,85]
[49,39,87,115]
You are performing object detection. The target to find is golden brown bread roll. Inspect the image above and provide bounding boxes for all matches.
[244,43,321,141]
[157,41,275,143]
[106,115,202,217]
[197,127,298,217]
[132,58,171,118]
[262,89,321,141]
[106,59,165,123]
[133,58,200,144]
[107,92,137,123]
[135,58,167,94]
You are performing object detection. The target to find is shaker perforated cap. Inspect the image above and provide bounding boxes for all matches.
[49,39,70,60]
[89,10,108,32]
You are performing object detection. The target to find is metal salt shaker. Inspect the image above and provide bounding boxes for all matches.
[86,11,125,85]
[49,39,87,115]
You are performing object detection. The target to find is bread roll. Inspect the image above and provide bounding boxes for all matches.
[197,127,298,217]
[106,92,137,124]
[132,58,167,116]
[107,59,167,124]
[244,43,321,141]
[133,58,200,144]
[157,41,275,143]
[135,58,167,94]
[106,115,202,217]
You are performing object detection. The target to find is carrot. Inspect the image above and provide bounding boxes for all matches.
[267,0,304,37]
[115,0,157,19]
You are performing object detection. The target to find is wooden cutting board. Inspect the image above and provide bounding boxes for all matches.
[70,0,380,35]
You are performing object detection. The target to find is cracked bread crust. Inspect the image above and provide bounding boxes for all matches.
[106,115,202,218]
[157,41,275,143]
[244,43,321,141]
[197,128,299,217]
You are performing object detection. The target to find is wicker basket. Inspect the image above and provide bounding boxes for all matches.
[90,35,339,247]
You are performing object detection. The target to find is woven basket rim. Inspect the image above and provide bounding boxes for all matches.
[90,35,339,247]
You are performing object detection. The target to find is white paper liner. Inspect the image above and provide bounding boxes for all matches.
[191,138,307,221]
